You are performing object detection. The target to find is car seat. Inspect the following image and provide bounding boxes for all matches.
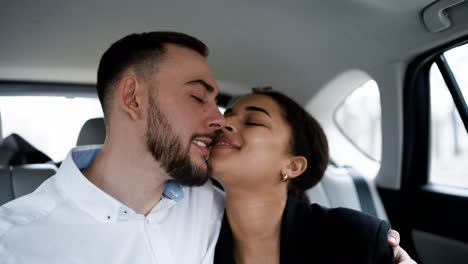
[0,133,52,166]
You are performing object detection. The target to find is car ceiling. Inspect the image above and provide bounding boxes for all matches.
[1,0,468,104]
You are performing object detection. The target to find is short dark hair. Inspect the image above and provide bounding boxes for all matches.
[251,87,329,201]
[96,31,209,118]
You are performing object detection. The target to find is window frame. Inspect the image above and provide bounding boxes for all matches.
[0,81,97,97]
[403,36,468,190]
[434,55,468,133]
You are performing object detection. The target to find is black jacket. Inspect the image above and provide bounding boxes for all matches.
[215,196,394,264]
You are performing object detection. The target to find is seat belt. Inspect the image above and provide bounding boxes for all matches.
[344,166,378,217]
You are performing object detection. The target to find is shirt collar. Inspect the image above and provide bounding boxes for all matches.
[56,145,185,222]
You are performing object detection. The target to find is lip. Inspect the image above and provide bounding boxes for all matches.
[210,136,240,150]
[192,137,213,157]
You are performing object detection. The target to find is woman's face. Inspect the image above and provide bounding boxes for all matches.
[208,94,293,191]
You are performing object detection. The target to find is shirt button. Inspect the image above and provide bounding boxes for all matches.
[119,206,134,216]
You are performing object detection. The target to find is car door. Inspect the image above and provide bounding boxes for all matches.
[379,37,468,264]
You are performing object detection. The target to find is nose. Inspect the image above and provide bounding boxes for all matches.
[221,117,236,133]
[206,105,226,132]
[223,123,234,132]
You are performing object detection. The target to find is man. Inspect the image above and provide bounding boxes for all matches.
[0,32,415,263]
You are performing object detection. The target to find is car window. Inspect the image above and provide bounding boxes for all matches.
[334,80,382,162]
[218,106,226,114]
[0,96,103,161]
[429,43,468,188]
[444,44,468,100]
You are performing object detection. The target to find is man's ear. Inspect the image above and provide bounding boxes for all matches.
[117,76,142,120]
[283,156,308,179]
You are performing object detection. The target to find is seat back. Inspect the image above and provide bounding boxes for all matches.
[0,164,57,206]
[0,117,106,206]
[306,165,388,220]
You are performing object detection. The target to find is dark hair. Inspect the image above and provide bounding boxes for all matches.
[251,87,329,201]
[96,31,208,118]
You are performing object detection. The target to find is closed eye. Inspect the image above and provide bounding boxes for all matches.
[191,95,205,103]
[245,122,264,126]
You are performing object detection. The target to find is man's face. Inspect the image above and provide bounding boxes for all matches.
[144,44,224,186]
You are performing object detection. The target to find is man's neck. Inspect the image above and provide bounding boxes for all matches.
[224,189,287,264]
[82,143,170,216]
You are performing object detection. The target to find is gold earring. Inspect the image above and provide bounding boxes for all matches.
[283,174,288,182]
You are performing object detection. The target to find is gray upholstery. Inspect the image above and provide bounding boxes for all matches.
[306,165,388,220]
[0,164,57,206]
[0,138,16,165]
[0,166,13,205]
[76,118,106,146]
[12,164,57,199]
[0,111,3,143]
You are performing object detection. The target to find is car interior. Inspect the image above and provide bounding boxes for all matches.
[1,1,468,263]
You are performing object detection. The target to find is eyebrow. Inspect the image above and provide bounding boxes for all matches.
[187,79,215,93]
[187,79,220,101]
[224,106,271,117]
[246,106,271,117]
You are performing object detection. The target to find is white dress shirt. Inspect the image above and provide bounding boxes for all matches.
[0,145,225,264]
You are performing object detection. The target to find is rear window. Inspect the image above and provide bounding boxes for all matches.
[0,96,103,161]
[334,80,382,162]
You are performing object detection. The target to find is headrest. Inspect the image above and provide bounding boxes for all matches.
[76,118,106,146]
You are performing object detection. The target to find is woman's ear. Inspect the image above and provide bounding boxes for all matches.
[118,76,142,120]
[283,156,307,179]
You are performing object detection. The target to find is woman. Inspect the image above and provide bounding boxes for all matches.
[208,87,395,264]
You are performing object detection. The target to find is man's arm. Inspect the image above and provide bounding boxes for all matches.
[387,230,417,264]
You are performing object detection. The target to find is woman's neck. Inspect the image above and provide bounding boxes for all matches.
[224,189,288,264]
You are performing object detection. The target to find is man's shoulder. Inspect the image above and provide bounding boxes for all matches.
[0,175,63,239]
[160,180,225,257]
[183,180,225,214]
[176,180,225,225]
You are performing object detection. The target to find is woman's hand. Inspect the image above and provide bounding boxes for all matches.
[387,230,417,264]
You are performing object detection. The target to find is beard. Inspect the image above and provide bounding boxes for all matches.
[145,95,209,186]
